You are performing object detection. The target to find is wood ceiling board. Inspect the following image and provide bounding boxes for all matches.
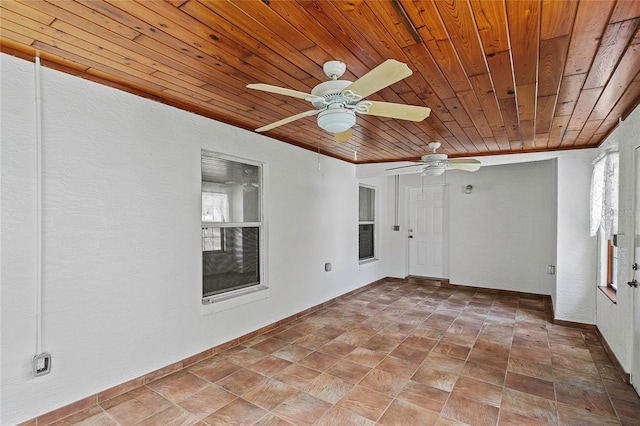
[3,0,54,25]
[547,115,571,149]
[0,26,36,47]
[470,0,510,54]
[1,11,156,75]
[575,119,603,145]
[540,0,578,40]
[506,0,540,86]
[419,33,473,93]
[610,0,640,23]
[583,19,640,90]
[534,132,550,149]
[591,42,640,120]
[20,0,141,41]
[433,0,488,77]
[196,0,313,80]
[442,97,475,128]
[457,89,494,138]
[365,0,421,48]
[298,1,386,74]
[563,1,616,77]
[468,73,504,129]
[482,136,501,151]
[556,73,587,117]
[461,125,489,152]
[516,83,537,122]
[567,87,604,132]
[538,36,570,98]
[2,0,639,163]
[536,95,558,135]
[498,97,522,142]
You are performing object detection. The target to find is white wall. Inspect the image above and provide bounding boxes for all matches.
[360,149,598,323]
[0,53,387,424]
[376,162,557,296]
[597,105,640,372]
[555,151,597,323]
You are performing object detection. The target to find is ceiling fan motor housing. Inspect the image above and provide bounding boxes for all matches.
[317,106,356,133]
[421,153,447,162]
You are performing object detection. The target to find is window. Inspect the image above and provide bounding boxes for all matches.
[202,192,228,252]
[359,186,376,261]
[201,152,262,301]
[590,150,619,298]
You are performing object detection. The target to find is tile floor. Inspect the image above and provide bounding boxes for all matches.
[47,280,640,425]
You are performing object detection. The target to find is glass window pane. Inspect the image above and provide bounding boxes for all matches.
[201,155,260,223]
[359,224,374,260]
[203,227,260,297]
[359,187,374,221]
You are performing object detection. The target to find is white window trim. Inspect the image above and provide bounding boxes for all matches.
[201,150,268,308]
[358,184,379,263]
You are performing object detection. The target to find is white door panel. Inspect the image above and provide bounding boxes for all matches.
[632,147,640,394]
[409,186,447,278]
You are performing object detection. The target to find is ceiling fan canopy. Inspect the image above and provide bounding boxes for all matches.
[387,142,482,176]
[247,59,431,143]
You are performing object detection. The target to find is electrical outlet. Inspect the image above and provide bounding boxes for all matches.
[393,225,400,231]
[324,262,332,272]
[33,352,52,376]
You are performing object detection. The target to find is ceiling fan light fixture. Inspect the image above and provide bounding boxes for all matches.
[317,108,356,133]
[421,165,446,176]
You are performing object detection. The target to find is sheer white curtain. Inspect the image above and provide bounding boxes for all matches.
[590,151,619,238]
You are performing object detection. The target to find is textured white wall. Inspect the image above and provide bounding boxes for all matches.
[447,161,557,295]
[373,161,557,295]
[555,151,597,323]
[597,104,640,372]
[0,54,387,424]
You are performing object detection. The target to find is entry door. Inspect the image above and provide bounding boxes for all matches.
[408,186,446,278]
[632,147,640,394]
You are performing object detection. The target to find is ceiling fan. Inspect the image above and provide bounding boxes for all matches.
[246,60,431,143]
[387,142,481,176]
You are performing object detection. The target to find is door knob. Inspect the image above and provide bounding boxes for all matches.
[408,235,413,238]
[627,279,638,288]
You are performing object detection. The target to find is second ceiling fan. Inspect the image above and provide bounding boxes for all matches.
[247,60,431,143]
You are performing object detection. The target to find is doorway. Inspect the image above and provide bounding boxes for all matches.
[408,185,448,278]
[632,147,640,394]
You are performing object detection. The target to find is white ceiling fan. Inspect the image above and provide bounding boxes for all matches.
[247,60,431,143]
[387,142,481,176]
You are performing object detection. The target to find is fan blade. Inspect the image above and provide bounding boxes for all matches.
[334,128,352,143]
[356,101,431,122]
[247,83,322,101]
[385,163,425,171]
[448,161,481,172]
[342,59,412,99]
[449,158,481,164]
[255,110,319,132]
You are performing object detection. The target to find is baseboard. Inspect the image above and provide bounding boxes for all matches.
[21,278,388,425]
[552,318,597,331]
[596,327,631,384]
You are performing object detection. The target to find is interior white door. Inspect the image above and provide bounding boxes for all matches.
[632,147,640,394]
[408,186,446,278]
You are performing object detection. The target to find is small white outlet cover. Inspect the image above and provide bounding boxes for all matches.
[33,352,52,376]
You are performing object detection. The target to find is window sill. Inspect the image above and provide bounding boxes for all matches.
[202,285,269,315]
[359,258,380,270]
[598,285,617,304]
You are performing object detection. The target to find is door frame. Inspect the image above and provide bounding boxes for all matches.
[405,183,450,279]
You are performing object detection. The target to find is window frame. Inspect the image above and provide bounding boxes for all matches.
[358,185,378,263]
[201,151,266,306]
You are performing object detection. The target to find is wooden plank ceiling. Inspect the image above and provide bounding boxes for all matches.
[2,0,640,164]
